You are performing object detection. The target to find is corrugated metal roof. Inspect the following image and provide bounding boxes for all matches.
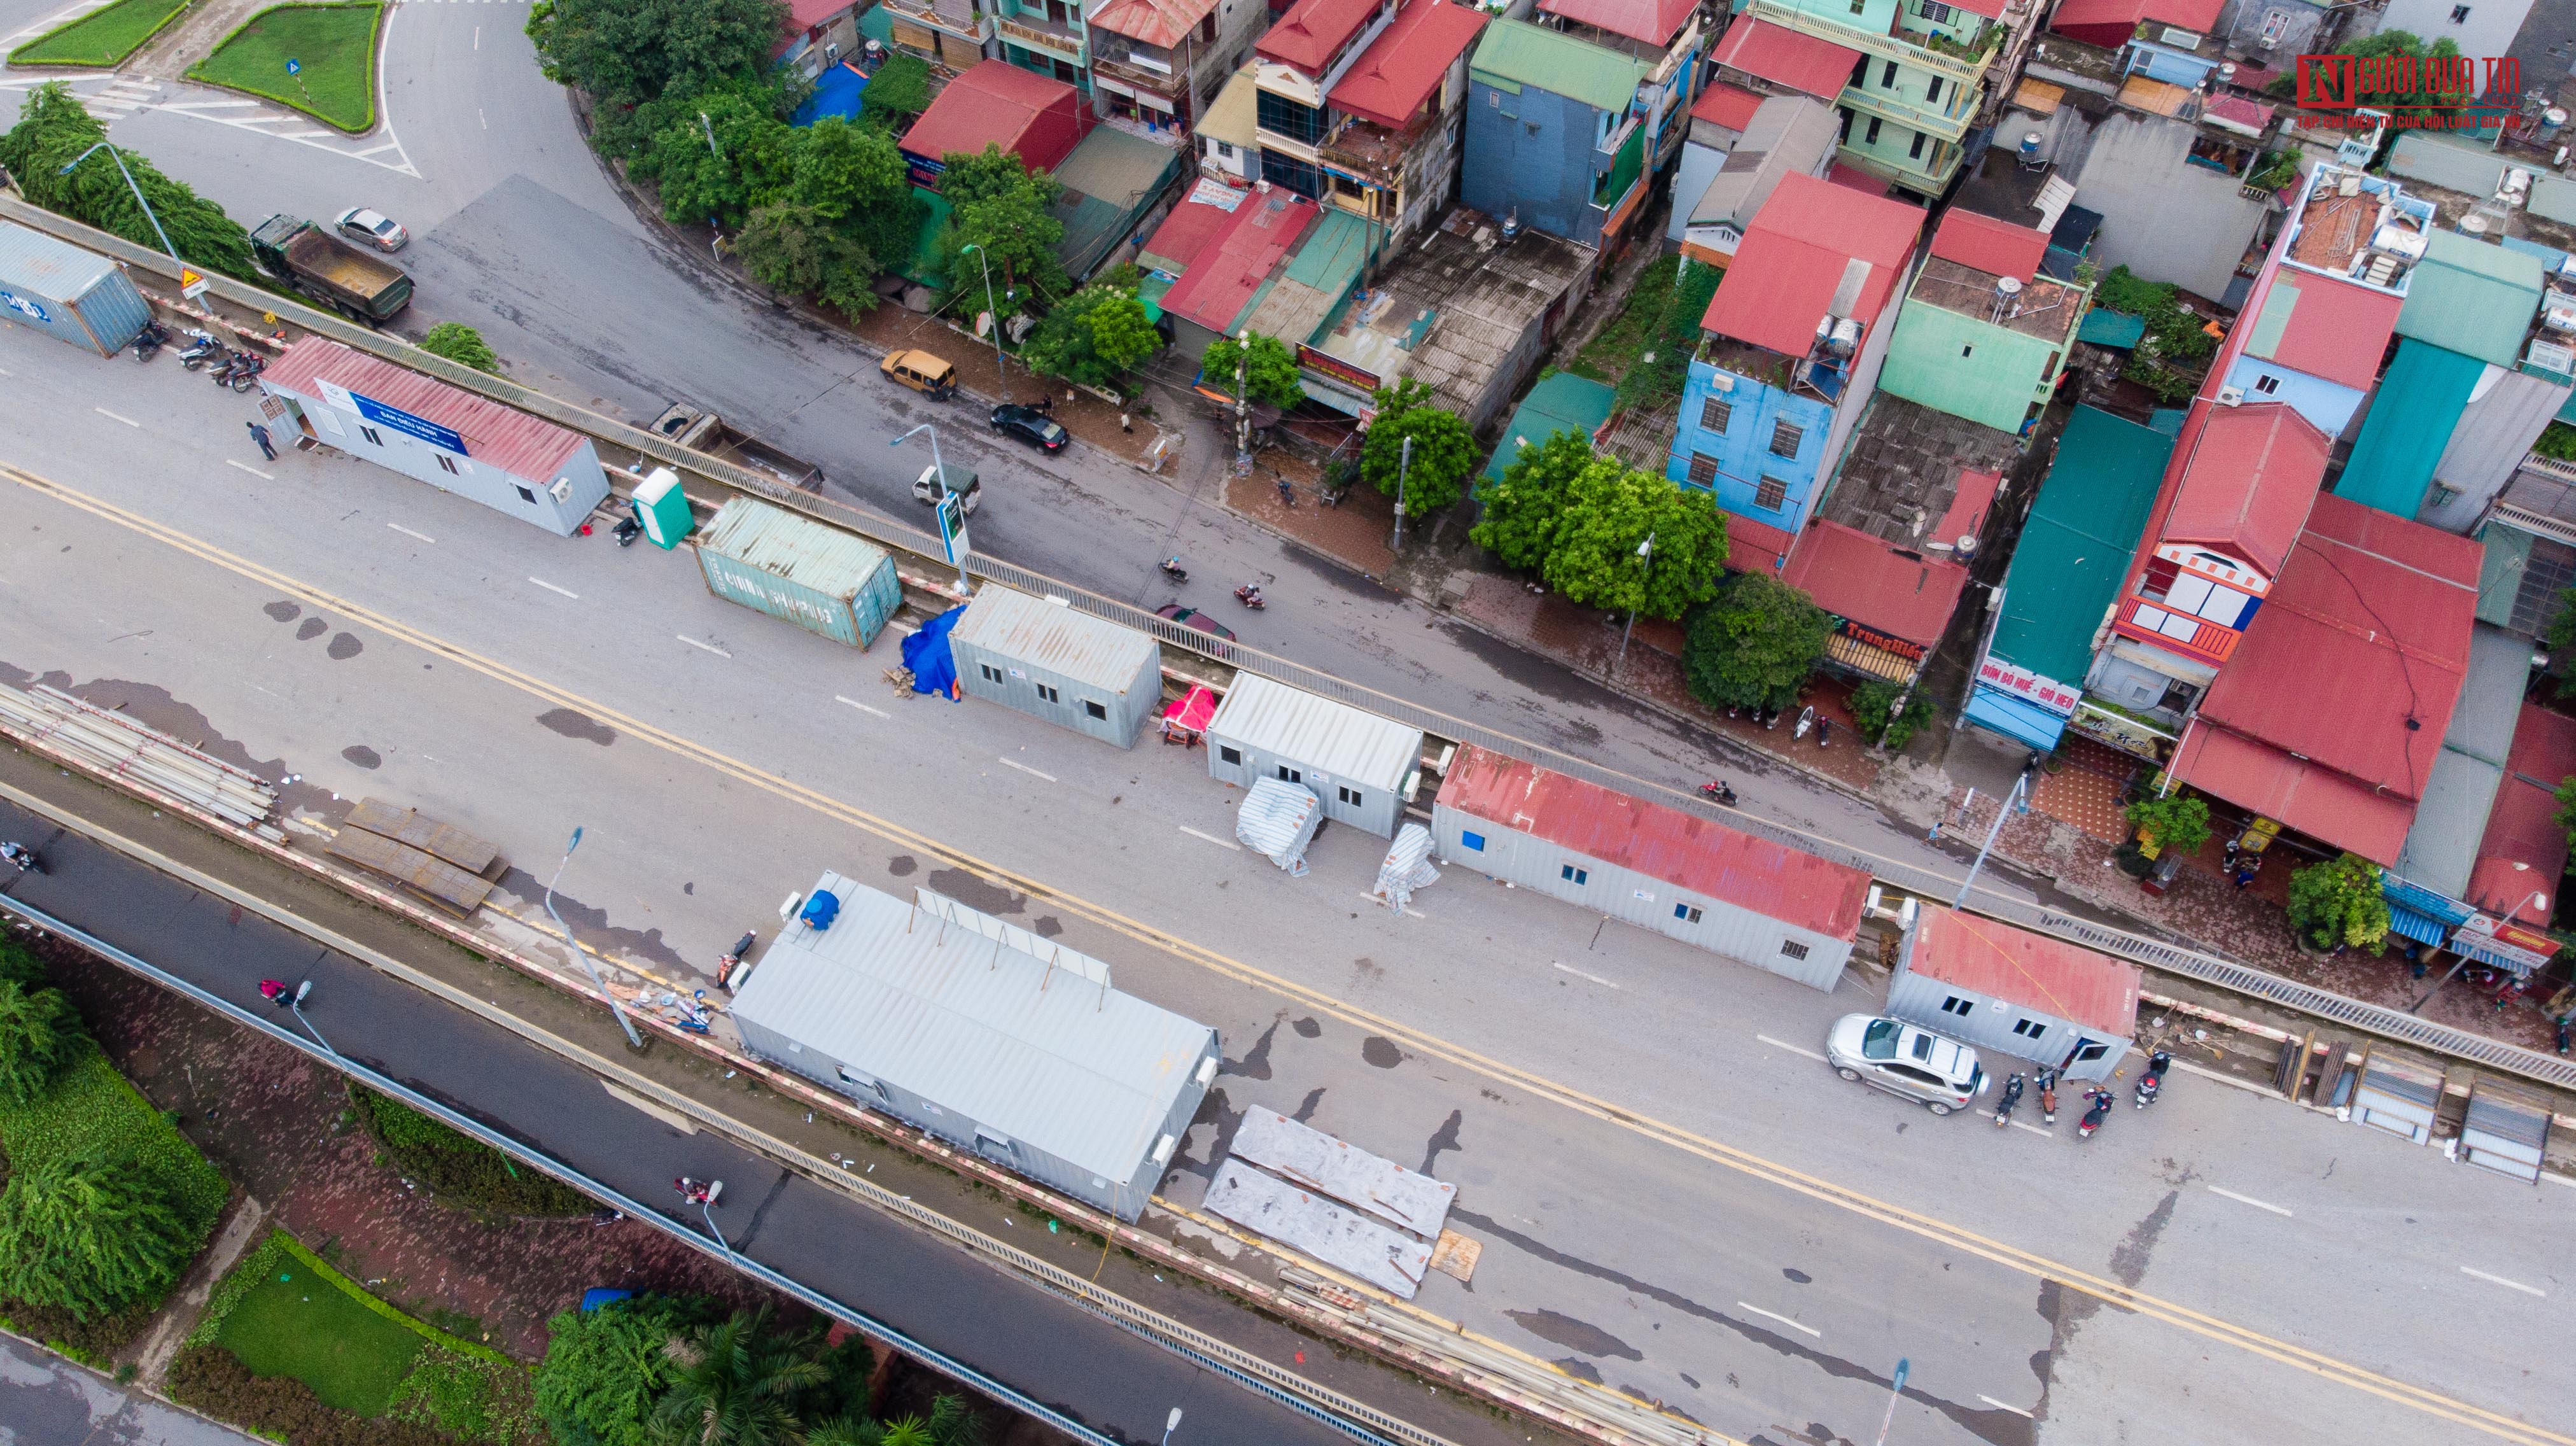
[0,219,119,298]
[2161,401,2328,577]
[1258,0,1383,71]
[1207,674,1424,790]
[1485,371,1614,481]
[2050,0,2222,35]
[1692,81,1765,132]
[698,498,893,600]
[1702,172,1921,354]
[1928,208,2048,283]
[1690,95,1838,230]
[2397,230,2544,369]
[1329,1,1487,130]
[1991,406,2169,683]
[1908,906,2138,1037]
[2336,337,2485,518]
[900,60,1090,174]
[2393,622,2528,895]
[2243,273,2401,392]
[1088,0,1217,49]
[1161,188,1320,335]
[2468,703,2576,921]
[1709,17,1859,103]
[951,584,1161,693]
[1471,18,1648,113]
[1536,0,1696,45]
[732,878,1214,1180]
[1438,745,1870,938]
[2171,722,2419,864]
[262,339,587,481]
[1781,520,1971,650]
[1140,199,1233,276]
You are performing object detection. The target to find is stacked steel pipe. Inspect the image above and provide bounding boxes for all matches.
[0,684,283,840]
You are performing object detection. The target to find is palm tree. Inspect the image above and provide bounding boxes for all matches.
[653,1306,830,1446]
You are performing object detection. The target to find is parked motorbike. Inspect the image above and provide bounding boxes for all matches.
[132,319,170,362]
[2077,1087,2113,1140]
[716,931,755,992]
[226,351,266,392]
[613,516,644,547]
[1158,557,1189,585]
[212,349,256,386]
[0,841,43,875]
[1793,705,1816,740]
[2035,1065,2060,1125]
[2133,1049,2171,1109]
[1992,1070,2025,1128]
[1760,706,1782,729]
[178,332,222,369]
[672,1176,723,1206]
[2558,1016,2572,1055]
[1235,585,1267,610]
[1698,780,1737,806]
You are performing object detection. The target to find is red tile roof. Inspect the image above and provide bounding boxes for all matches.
[1691,81,1766,134]
[1438,745,1872,939]
[2160,402,2328,577]
[1710,18,1861,102]
[1701,171,1922,356]
[1088,0,1219,49]
[1140,199,1234,274]
[1725,514,1796,574]
[2176,494,2482,861]
[1907,906,2140,1038]
[2246,274,2401,393]
[1160,188,1321,335]
[263,339,587,481]
[2051,0,2225,40]
[1781,520,1972,650]
[1329,1,1488,130]
[1257,0,1383,72]
[1537,0,1697,45]
[1930,207,2050,283]
[899,60,1093,176]
[2466,705,2576,923]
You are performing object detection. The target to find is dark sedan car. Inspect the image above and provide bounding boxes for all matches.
[990,404,1068,453]
[1156,603,1236,642]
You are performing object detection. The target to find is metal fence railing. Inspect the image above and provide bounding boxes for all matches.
[17,197,2572,1096]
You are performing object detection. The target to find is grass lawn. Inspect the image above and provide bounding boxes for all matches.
[0,1048,229,1233]
[1564,255,1719,413]
[8,0,194,66]
[211,1242,424,1415]
[186,3,381,132]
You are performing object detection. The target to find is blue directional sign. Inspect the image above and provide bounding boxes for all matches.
[286,57,300,75]
[351,389,470,455]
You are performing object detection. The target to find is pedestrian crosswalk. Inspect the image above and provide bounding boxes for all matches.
[0,71,421,178]
[1,0,115,50]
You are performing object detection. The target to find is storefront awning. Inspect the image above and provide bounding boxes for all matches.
[1963,684,2069,752]
[2386,904,2451,947]
[2451,933,2540,975]
[2381,873,2477,927]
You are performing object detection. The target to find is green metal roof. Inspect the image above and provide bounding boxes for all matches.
[2396,230,2545,369]
[1285,209,1375,291]
[1481,372,1616,483]
[1989,405,2171,684]
[1470,19,1646,113]
[2335,337,2486,517]
[2076,309,2146,347]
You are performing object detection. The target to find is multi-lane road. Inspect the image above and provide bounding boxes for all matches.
[0,332,2566,1446]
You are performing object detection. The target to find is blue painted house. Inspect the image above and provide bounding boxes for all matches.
[1463,19,1649,251]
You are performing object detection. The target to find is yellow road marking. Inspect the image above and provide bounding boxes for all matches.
[8,461,2565,1446]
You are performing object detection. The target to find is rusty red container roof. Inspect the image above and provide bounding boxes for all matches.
[1438,745,1870,939]
[1908,906,2139,1038]
[263,339,587,481]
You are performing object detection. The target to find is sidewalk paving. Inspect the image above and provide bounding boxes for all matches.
[848,305,1172,471]
[0,1331,262,1446]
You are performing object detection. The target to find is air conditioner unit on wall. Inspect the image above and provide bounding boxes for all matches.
[2216,385,2246,405]
[550,477,575,502]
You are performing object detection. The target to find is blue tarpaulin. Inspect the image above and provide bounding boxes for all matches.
[1961,684,2069,752]
[2387,906,2451,947]
[794,62,870,127]
[901,605,963,699]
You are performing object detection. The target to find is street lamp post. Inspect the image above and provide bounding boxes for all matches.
[545,827,645,1049]
[286,979,333,1055]
[890,425,966,570]
[960,242,1009,403]
[56,141,182,272]
[1950,764,2033,908]
[1160,1408,1183,1445]
[1389,435,1413,551]
[1613,531,1655,679]
[1872,1358,1910,1446]
[697,1178,735,1265]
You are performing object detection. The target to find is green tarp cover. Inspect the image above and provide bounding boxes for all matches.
[1990,405,2171,682]
[2337,337,2486,518]
[2076,309,2146,347]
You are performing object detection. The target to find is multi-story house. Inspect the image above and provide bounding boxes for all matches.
[1251,0,1492,251]
[1087,0,1270,132]
[879,0,998,70]
[1529,0,1714,174]
[1877,207,2090,435]
[1707,0,2029,198]
[994,0,1091,90]
[1462,18,1655,251]
[1663,170,1923,542]
[1668,90,1839,264]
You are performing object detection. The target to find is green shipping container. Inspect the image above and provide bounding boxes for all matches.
[694,499,902,649]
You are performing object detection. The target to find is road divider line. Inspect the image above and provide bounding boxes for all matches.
[1977,1396,2033,1419]
[1735,1303,1819,1339]
[9,460,2561,1446]
[603,1080,697,1134]
[528,577,579,600]
[2009,1120,2053,1139]
[835,695,890,719]
[2206,1186,2292,1218]
[1755,1034,1826,1063]
[386,523,435,544]
[1550,962,1618,989]
[1177,825,1241,852]
[2460,1267,2547,1298]
[998,758,1057,783]
[93,407,138,427]
[676,635,732,658]
[226,460,272,480]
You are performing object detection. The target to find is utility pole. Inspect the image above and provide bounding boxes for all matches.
[1951,766,2033,908]
[962,242,1009,402]
[1389,435,1413,550]
[56,143,181,272]
[545,827,645,1049]
[1233,330,1252,476]
[1614,531,1654,678]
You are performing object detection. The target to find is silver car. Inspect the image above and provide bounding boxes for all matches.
[335,207,409,252]
[1825,1013,1987,1116]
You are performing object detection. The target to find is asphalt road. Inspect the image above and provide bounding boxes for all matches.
[1,340,2568,1446]
[0,1331,262,1446]
[0,793,1352,1446]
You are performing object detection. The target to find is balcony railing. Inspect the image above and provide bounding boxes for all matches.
[1749,0,1986,80]
[997,12,1084,57]
[1093,52,1188,93]
[1838,80,1977,138]
[880,0,992,41]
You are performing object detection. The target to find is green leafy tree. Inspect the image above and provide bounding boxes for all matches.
[652,1305,829,1446]
[528,0,789,111]
[736,202,880,316]
[938,146,1066,320]
[2286,852,2392,953]
[788,117,918,274]
[1360,379,1476,519]
[1471,430,1593,571]
[0,936,45,989]
[0,1148,201,1321]
[538,1296,697,1446]
[1201,332,1305,411]
[1681,573,1831,713]
[1539,458,1728,619]
[0,85,256,280]
[2556,775,2576,853]
[1852,680,1936,752]
[0,978,91,1106]
[1021,284,1159,387]
[633,86,795,228]
[2124,794,2212,856]
[858,53,930,127]
[418,322,500,374]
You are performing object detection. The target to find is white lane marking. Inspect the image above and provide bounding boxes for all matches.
[1978,1396,2034,1419]
[480,108,487,129]
[1178,825,1242,852]
[94,407,138,427]
[1735,1302,1820,1338]
[834,694,890,719]
[0,367,11,375]
[2009,1120,2054,1139]
[1756,1034,1828,1063]
[353,140,402,157]
[226,460,272,479]
[603,1081,696,1134]
[2206,1185,2293,1218]
[998,757,1057,783]
[386,523,436,544]
[676,635,732,658]
[282,129,333,140]
[1551,961,1619,988]
[2460,1266,2547,1298]
[528,576,580,600]
[158,99,263,109]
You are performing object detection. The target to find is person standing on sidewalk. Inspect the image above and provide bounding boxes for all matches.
[246,421,277,461]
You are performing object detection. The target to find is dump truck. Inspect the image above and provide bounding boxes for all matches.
[249,213,412,324]
[650,402,827,491]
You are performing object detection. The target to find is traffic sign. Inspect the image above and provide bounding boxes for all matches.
[178,267,208,300]
[934,491,970,568]
[285,57,300,75]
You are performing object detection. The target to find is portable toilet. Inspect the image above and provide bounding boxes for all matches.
[633,467,695,549]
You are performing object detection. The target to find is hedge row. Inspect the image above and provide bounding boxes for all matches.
[168,1343,454,1446]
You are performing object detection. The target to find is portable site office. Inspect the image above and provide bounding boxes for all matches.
[1204,675,1424,838]
[1887,905,2139,1082]
[948,585,1164,747]
[730,876,1221,1220]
